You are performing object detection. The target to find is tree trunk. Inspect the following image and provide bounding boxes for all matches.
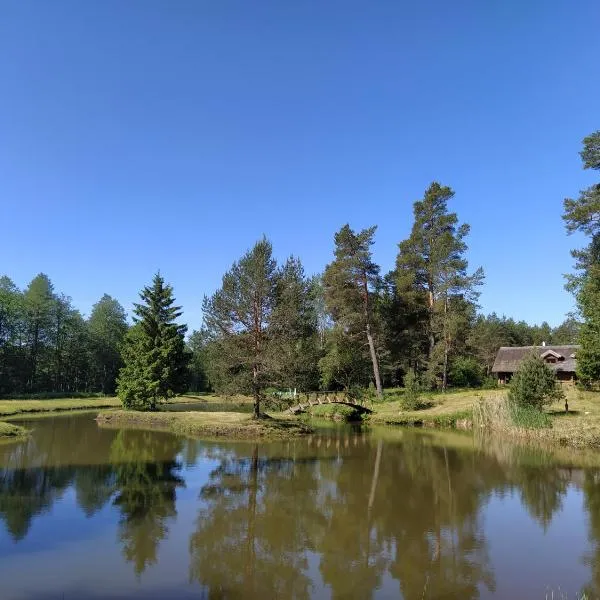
[252,364,260,418]
[442,295,449,392]
[361,273,383,398]
[366,323,383,397]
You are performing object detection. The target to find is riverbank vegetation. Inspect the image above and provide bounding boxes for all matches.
[0,421,28,438]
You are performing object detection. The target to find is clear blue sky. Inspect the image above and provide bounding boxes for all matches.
[1,1,599,329]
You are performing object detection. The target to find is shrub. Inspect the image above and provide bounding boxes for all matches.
[309,404,362,422]
[508,353,564,411]
[449,357,484,388]
[400,371,423,411]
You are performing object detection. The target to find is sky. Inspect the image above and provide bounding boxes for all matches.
[1,0,599,330]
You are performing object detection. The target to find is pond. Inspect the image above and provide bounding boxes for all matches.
[0,412,598,599]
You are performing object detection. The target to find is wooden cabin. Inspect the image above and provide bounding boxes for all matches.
[492,344,579,385]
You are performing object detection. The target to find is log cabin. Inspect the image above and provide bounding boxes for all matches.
[492,344,579,385]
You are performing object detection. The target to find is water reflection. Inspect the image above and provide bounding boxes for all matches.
[0,416,599,598]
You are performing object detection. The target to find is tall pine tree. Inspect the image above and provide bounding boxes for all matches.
[203,238,278,417]
[117,274,190,410]
[563,130,600,386]
[323,225,383,396]
[396,182,483,389]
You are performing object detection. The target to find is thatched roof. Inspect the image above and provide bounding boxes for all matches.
[492,345,579,374]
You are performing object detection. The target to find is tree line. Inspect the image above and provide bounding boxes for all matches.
[0,274,127,396]
[0,172,588,405]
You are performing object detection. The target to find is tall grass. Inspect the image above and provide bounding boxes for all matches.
[473,394,551,432]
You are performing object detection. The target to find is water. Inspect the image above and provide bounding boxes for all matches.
[0,413,599,599]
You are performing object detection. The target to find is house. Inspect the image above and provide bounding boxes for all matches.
[492,344,580,385]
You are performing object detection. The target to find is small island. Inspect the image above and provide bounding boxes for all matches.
[96,410,311,440]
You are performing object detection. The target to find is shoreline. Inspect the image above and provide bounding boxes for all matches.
[96,409,313,440]
[0,421,29,439]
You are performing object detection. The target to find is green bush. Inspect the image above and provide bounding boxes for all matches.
[449,357,484,388]
[309,404,362,422]
[508,353,564,411]
[400,371,424,411]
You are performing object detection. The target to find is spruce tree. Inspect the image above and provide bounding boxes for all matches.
[563,130,600,386]
[117,274,190,411]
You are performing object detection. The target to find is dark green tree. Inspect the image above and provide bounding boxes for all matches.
[203,238,278,417]
[563,130,600,386]
[22,273,55,391]
[323,225,383,397]
[508,353,564,411]
[0,277,23,394]
[395,183,483,389]
[269,257,321,392]
[88,294,128,394]
[187,329,211,392]
[117,273,190,411]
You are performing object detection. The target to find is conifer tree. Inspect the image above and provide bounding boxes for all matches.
[117,274,190,411]
[396,182,483,389]
[203,238,278,417]
[563,130,600,386]
[323,225,383,396]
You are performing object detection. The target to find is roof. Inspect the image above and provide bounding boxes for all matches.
[491,345,580,374]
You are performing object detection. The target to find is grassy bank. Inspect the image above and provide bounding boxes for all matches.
[369,389,502,428]
[0,421,29,439]
[369,387,600,449]
[96,410,312,439]
[0,395,211,419]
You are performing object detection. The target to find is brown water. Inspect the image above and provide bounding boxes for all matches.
[0,413,599,599]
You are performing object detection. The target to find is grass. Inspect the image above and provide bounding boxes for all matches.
[0,394,210,419]
[0,421,29,438]
[96,409,312,440]
[369,388,499,428]
[370,387,600,448]
[307,403,363,422]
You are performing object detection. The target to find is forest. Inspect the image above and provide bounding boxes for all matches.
[0,130,597,402]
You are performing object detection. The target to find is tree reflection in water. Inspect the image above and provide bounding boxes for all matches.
[3,418,600,598]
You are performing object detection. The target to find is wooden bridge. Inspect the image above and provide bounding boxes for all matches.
[286,391,372,415]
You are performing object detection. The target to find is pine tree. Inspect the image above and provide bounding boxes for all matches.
[323,225,383,396]
[396,182,483,389]
[203,238,278,417]
[509,353,564,411]
[117,274,190,411]
[563,130,600,386]
[269,257,321,391]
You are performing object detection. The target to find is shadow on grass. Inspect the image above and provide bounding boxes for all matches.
[547,409,581,417]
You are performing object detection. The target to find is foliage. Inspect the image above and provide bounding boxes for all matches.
[395,182,483,389]
[309,403,362,421]
[319,326,371,390]
[202,238,278,418]
[322,224,383,396]
[563,130,600,386]
[508,354,565,411]
[448,356,484,388]
[400,371,423,411]
[88,295,128,394]
[117,274,190,411]
[269,257,321,391]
